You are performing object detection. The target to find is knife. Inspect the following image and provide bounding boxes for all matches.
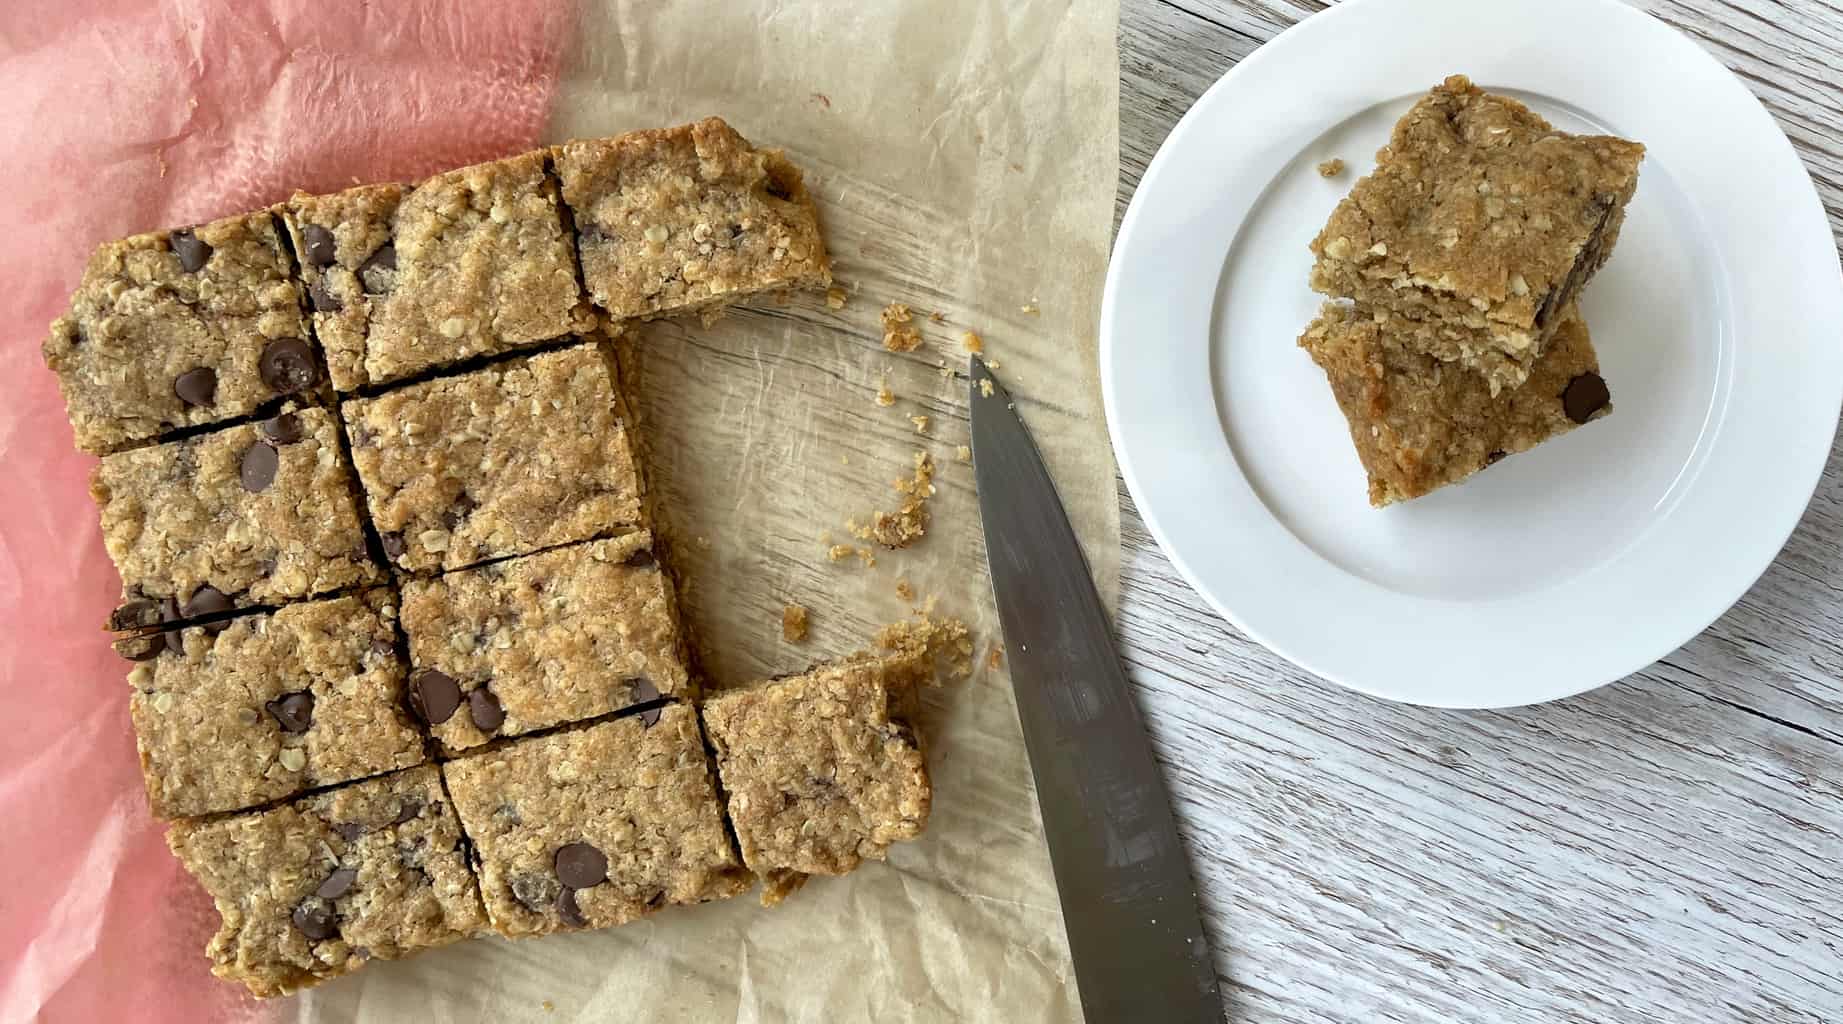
[969,355,1222,1022]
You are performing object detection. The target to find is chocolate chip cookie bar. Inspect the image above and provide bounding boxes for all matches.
[121,590,423,819]
[554,117,830,321]
[442,707,750,937]
[284,151,589,389]
[701,653,932,905]
[342,339,644,574]
[44,210,320,454]
[1309,76,1644,392]
[166,765,486,998]
[1299,302,1612,506]
[94,407,381,623]
[398,532,691,753]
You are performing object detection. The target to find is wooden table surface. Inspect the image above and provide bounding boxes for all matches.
[1115,2,1843,1020]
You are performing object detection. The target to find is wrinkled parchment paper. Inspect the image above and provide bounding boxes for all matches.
[0,1,1120,1021]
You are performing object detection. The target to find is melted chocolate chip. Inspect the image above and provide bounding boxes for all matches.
[441,492,477,531]
[1562,372,1610,424]
[381,533,407,562]
[266,691,315,733]
[302,225,337,267]
[240,442,279,492]
[409,669,462,725]
[358,242,396,294]
[639,705,663,728]
[109,598,161,632]
[259,412,304,444]
[1484,450,1508,466]
[628,677,660,705]
[182,586,232,620]
[316,867,357,900]
[308,277,343,313]
[553,843,608,889]
[173,367,217,408]
[468,687,504,733]
[556,887,587,928]
[369,638,397,660]
[170,229,211,272]
[259,338,319,394]
[291,902,336,941]
[624,546,657,569]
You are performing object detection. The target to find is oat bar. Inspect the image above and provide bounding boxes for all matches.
[121,591,423,819]
[1309,75,1643,391]
[280,183,404,392]
[442,708,750,937]
[399,532,692,753]
[701,653,932,905]
[93,407,381,623]
[1299,302,1612,506]
[44,210,319,454]
[167,765,486,998]
[342,339,644,574]
[555,117,830,321]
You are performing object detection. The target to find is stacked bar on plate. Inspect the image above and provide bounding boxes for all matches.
[48,119,934,998]
[1299,75,1643,506]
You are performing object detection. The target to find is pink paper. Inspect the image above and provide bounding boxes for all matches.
[0,2,570,1017]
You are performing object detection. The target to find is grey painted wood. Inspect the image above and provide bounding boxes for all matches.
[1116,2,1843,1020]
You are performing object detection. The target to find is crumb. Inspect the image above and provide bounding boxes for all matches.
[856,547,877,568]
[938,362,953,381]
[910,414,931,433]
[881,302,923,352]
[840,455,850,466]
[876,606,975,680]
[955,445,971,463]
[978,379,994,398]
[782,604,809,643]
[851,451,935,549]
[961,330,984,354]
[698,307,728,328]
[1317,157,1346,178]
[695,536,711,550]
[896,579,915,602]
[826,286,848,310]
[986,645,1004,670]
[875,375,896,407]
[929,310,946,324]
[986,358,1001,370]
[811,92,831,109]
[1019,299,1039,316]
[542,1000,556,1013]
[827,544,854,563]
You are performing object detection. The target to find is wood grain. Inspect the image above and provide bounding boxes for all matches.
[1118,1,1843,1020]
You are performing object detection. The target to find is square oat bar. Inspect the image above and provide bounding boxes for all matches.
[1309,75,1643,392]
[284,150,589,390]
[701,653,933,905]
[399,532,692,753]
[442,708,751,938]
[341,339,644,574]
[44,210,319,453]
[554,117,830,320]
[1298,302,1612,506]
[166,765,486,998]
[120,590,424,819]
[93,407,381,624]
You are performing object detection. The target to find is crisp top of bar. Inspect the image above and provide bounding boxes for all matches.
[1299,303,1611,506]
[399,532,692,752]
[555,117,830,319]
[44,210,318,453]
[92,406,381,614]
[124,590,424,819]
[442,707,750,937]
[701,653,932,902]
[342,340,644,574]
[1311,75,1644,331]
[166,765,485,999]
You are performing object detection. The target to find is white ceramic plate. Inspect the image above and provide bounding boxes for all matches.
[1102,0,1843,708]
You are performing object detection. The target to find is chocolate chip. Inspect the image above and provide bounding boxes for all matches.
[441,492,477,531]
[266,691,315,733]
[170,230,211,272]
[624,546,657,569]
[302,225,337,267]
[110,598,161,632]
[629,677,660,705]
[182,586,232,620]
[173,367,217,408]
[358,242,396,294]
[556,887,587,928]
[409,669,461,725]
[646,890,667,909]
[316,867,357,900]
[639,705,663,728]
[369,638,396,659]
[468,688,504,733]
[259,338,319,394]
[308,277,343,313]
[553,843,607,889]
[240,442,279,492]
[160,597,185,654]
[333,822,365,842]
[1562,372,1610,424]
[291,902,336,941]
[381,533,407,562]
[1484,450,1508,466]
[259,412,304,444]
[577,223,605,245]
[393,799,424,825]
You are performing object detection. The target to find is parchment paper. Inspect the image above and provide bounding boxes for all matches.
[0,1,1121,1020]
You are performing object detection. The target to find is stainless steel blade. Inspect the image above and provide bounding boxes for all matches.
[969,355,1222,1023]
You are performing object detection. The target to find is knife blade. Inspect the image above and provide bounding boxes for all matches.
[969,355,1222,1023]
